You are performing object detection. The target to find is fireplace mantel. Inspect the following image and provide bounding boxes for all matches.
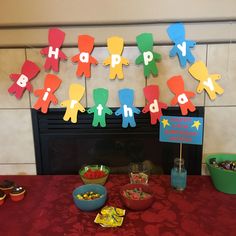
[31,107,204,175]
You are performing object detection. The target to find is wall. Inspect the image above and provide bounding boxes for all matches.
[0,1,235,175]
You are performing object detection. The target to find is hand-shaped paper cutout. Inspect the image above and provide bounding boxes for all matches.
[135,33,161,78]
[167,23,196,68]
[167,75,196,115]
[142,85,168,125]
[40,28,67,72]
[71,35,98,78]
[188,61,224,100]
[103,36,129,80]
[60,84,85,123]
[8,60,40,99]
[115,88,140,128]
[87,88,112,127]
[33,74,62,113]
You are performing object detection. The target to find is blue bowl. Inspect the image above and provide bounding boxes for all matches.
[72,184,107,211]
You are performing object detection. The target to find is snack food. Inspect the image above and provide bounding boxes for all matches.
[9,186,26,202]
[0,190,6,206]
[209,158,236,171]
[94,206,125,227]
[83,168,107,179]
[0,180,15,194]
[122,187,152,200]
[76,191,102,200]
[130,172,148,184]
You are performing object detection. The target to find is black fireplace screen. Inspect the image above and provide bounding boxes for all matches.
[31,107,204,175]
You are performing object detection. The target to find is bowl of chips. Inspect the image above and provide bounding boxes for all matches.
[79,165,110,185]
[206,154,236,194]
[120,184,154,210]
[73,184,107,211]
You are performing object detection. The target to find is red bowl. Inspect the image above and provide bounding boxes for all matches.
[120,184,154,211]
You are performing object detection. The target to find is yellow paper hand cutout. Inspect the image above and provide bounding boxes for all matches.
[188,61,224,100]
[103,36,129,80]
[61,83,85,123]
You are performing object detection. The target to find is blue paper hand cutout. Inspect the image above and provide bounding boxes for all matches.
[115,88,140,128]
[167,23,196,68]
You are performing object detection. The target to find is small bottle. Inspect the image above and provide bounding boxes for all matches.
[171,158,187,191]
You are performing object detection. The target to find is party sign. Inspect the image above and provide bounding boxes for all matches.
[159,116,203,145]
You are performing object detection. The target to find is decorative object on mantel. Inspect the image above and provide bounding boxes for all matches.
[159,115,204,190]
[188,60,224,100]
[60,83,85,123]
[167,75,196,116]
[206,154,236,194]
[8,60,40,99]
[33,74,62,113]
[71,35,98,78]
[87,88,113,127]
[115,88,140,128]
[167,22,196,68]
[103,36,129,80]
[40,28,67,72]
[142,85,168,125]
[135,33,161,78]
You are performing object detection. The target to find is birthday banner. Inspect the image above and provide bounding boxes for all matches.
[6,24,224,126]
[159,116,203,145]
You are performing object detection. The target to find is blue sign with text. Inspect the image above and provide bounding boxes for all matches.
[159,116,203,145]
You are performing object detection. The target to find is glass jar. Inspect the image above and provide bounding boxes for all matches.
[171,158,187,191]
[129,162,149,184]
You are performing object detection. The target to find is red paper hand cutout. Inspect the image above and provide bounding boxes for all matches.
[8,60,40,99]
[142,85,168,125]
[71,35,98,78]
[167,75,196,115]
[40,28,67,72]
[33,74,62,113]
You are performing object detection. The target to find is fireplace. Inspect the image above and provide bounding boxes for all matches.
[31,107,204,175]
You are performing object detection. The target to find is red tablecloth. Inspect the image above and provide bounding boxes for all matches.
[0,175,235,236]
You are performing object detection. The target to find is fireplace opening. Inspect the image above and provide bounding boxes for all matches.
[31,107,204,175]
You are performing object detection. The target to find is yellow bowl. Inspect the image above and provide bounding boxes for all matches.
[79,165,110,185]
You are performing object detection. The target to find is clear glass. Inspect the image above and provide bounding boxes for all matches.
[171,158,187,191]
[129,162,149,184]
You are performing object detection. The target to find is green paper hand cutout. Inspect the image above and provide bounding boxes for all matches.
[87,88,113,127]
[135,33,161,78]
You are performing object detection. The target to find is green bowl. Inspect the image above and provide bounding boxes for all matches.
[206,154,236,194]
[79,165,110,185]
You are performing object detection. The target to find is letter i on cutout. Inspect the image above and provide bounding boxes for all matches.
[142,85,168,125]
[40,28,67,72]
[103,36,129,79]
[167,75,196,116]
[60,84,85,123]
[188,60,224,100]
[87,88,112,127]
[33,74,62,113]
[8,60,40,99]
[115,88,140,128]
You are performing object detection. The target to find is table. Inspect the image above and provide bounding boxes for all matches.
[0,175,235,236]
